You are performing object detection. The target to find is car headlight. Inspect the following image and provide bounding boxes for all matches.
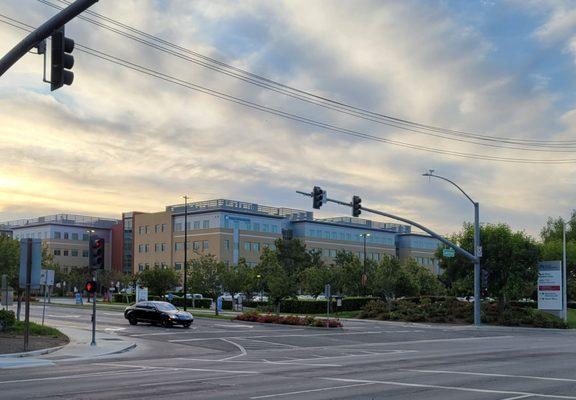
[169,314,179,319]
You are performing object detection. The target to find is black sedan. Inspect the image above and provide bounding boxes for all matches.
[124,301,193,328]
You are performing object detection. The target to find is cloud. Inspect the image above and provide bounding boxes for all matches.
[0,0,575,239]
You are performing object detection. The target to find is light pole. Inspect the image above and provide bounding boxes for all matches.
[563,221,568,322]
[360,233,371,295]
[423,170,482,326]
[183,195,189,311]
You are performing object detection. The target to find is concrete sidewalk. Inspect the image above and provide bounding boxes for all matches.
[0,326,136,369]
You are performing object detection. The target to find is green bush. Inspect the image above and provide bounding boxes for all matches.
[235,311,342,328]
[222,300,233,310]
[359,296,567,328]
[0,310,16,331]
[113,293,134,303]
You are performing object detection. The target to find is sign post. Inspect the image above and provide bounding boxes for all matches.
[40,269,55,326]
[19,239,42,351]
[325,284,331,327]
[538,261,563,317]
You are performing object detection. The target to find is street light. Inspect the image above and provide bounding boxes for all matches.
[563,221,569,322]
[183,195,189,311]
[86,228,96,346]
[423,170,482,326]
[360,233,371,294]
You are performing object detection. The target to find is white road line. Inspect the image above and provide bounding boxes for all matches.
[404,369,576,383]
[250,383,376,399]
[95,362,260,375]
[279,349,418,363]
[219,338,248,361]
[138,374,240,387]
[500,395,534,400]
[0,369,167,385]
[174,357,341,367]
[322,377,576,400]
[237,337,300,348]
[214,323,253,329]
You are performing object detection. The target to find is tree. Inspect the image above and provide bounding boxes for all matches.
[440,223,539,310]
[540,211,576,243]
[299,250,329,297]
[187,255,226,300]
[331,251,363,296]
[221,258,257,296]
[275,238,311,278]
[368,256,418,300]
[138,266,180,297]
[255,248,297,310]
[0,235,19,288]
[404,260,446,296]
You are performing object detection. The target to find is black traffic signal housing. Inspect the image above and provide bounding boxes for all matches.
[51,25,75,91]
[85,280,97,294]
[352,195,362,217]
[481,268,489,290]
[312,186,326,209]
[89,237,105,270]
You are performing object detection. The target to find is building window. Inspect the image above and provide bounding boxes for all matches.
[203,220,209,229]
[174,223,182,232]
[83,233,89,241]
[271,225,278,233]
[193,221,200,229]
[155,224,160,233]
[339,233,345,241]
[253,222,260,231]
[262,224,269,232]
[161,243,167,252]
[54,249,61,256]
[175,242,183,251]
[253,242,260,252]
[244,242,251,251]
[145,225,150,234]
[162,224,167,232]
[193,241,200,251]
[145,263,150,270]
[175,263,182,270]
[203,240,209,250]
[138,244,144,253]
[138,226,144,235]
[71,233,78,240]
[155,243,160,252]
[329,249,337,257]
[224,239,230,250]
[63,250,69,256]
[144,244,149,253]
[54,232,61,239]
[138,264,144,271]
[82,250,89,257]
[64,233,69,239]
[71,249,78,257]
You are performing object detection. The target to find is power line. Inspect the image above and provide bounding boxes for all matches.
[1,16,576,164]
[35,0,576,149]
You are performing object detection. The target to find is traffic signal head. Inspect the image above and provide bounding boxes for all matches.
[85,280,97,294]
[51,25,75,91]
[481,268,489,289]
[89,237,105,270]
[312,186,326,209]
[352,195,362,217]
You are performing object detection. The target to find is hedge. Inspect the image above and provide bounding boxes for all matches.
[235,311,342,328]
[242,297,375,314]
[0,310,15,331]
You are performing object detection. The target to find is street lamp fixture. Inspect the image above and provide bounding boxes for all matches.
[422,170,482,326]
[360,233,371,294]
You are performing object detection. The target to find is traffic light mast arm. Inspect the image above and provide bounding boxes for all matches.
[296,190,478,263]
[0,0,98,77]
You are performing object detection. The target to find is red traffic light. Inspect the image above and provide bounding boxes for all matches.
[85,280,97,293]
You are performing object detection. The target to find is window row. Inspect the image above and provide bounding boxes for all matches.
[173,220,210,232]
[174,240,210,251]
[16,232,91,241]
[307,229,393,245]
[310,248,388,261]
[138,224,168,235]
[138,243,168,253]
[53,249,89,257]
[137,262,167,271]
[415,257,436,266]
[223,220,279,234]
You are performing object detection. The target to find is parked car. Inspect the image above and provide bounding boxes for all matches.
[221,293,233,301]
[233,293,247,302]
[251,295,269,302]
[185,293,204,299]
[124,301,193,328]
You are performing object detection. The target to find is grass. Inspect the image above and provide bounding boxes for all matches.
[568,309,576,329]
[7,321,65,338]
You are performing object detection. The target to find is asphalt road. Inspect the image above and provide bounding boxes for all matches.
[2,303,576,399]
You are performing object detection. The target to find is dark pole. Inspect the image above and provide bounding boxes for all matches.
[362,234,367,296]
[88,230,96,346]
[24,239,32,351]
[0,0,98,76]
[183,195,188,311]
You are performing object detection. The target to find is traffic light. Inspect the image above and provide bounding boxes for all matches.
[85,280,97,294]
[352,195,362,217]
[89,237,105,270]
[312,186,326,209]
[51,25,75,91]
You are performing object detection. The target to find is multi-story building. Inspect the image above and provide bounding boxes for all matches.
[0,224,11,237]
[123,199,442,274]
[1,214,120,272]
[397,233,442,274]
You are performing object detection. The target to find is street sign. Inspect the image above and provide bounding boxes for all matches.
[538,261,563,310]
[40,269,55,286]
[443,248,455,258]
[477,246,483,257]
[324,284,331,298]
[19,239,42,289]
[136,285,148,302]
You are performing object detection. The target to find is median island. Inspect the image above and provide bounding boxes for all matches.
[0,310,69,355]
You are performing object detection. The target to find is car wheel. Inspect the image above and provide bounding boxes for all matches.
[183,323,191,328]
[128,316,137,325]
[161,318,172,328]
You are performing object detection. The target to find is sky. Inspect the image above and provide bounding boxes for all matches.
[1,0,576,239]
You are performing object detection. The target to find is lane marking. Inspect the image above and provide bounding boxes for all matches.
[174,357,341,367]
[138,374,241,387]
[0,368,168,385]
[236,337,300,348]
[405,369,576,383]
[214,324,253,329]
[219,338,248,361]
[322,377,576,400]
[94,362,260,375]
[500,396,534,400]
[250,383,376,399]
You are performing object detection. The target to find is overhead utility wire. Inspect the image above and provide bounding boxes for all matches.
[2,16,575,164]
[38,0,576,148]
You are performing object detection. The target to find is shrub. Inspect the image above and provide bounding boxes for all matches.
[0,310,15,331]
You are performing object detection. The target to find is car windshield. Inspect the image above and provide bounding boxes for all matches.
[154,302,177,311]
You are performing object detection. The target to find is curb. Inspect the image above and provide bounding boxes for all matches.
[0,344,65,359]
